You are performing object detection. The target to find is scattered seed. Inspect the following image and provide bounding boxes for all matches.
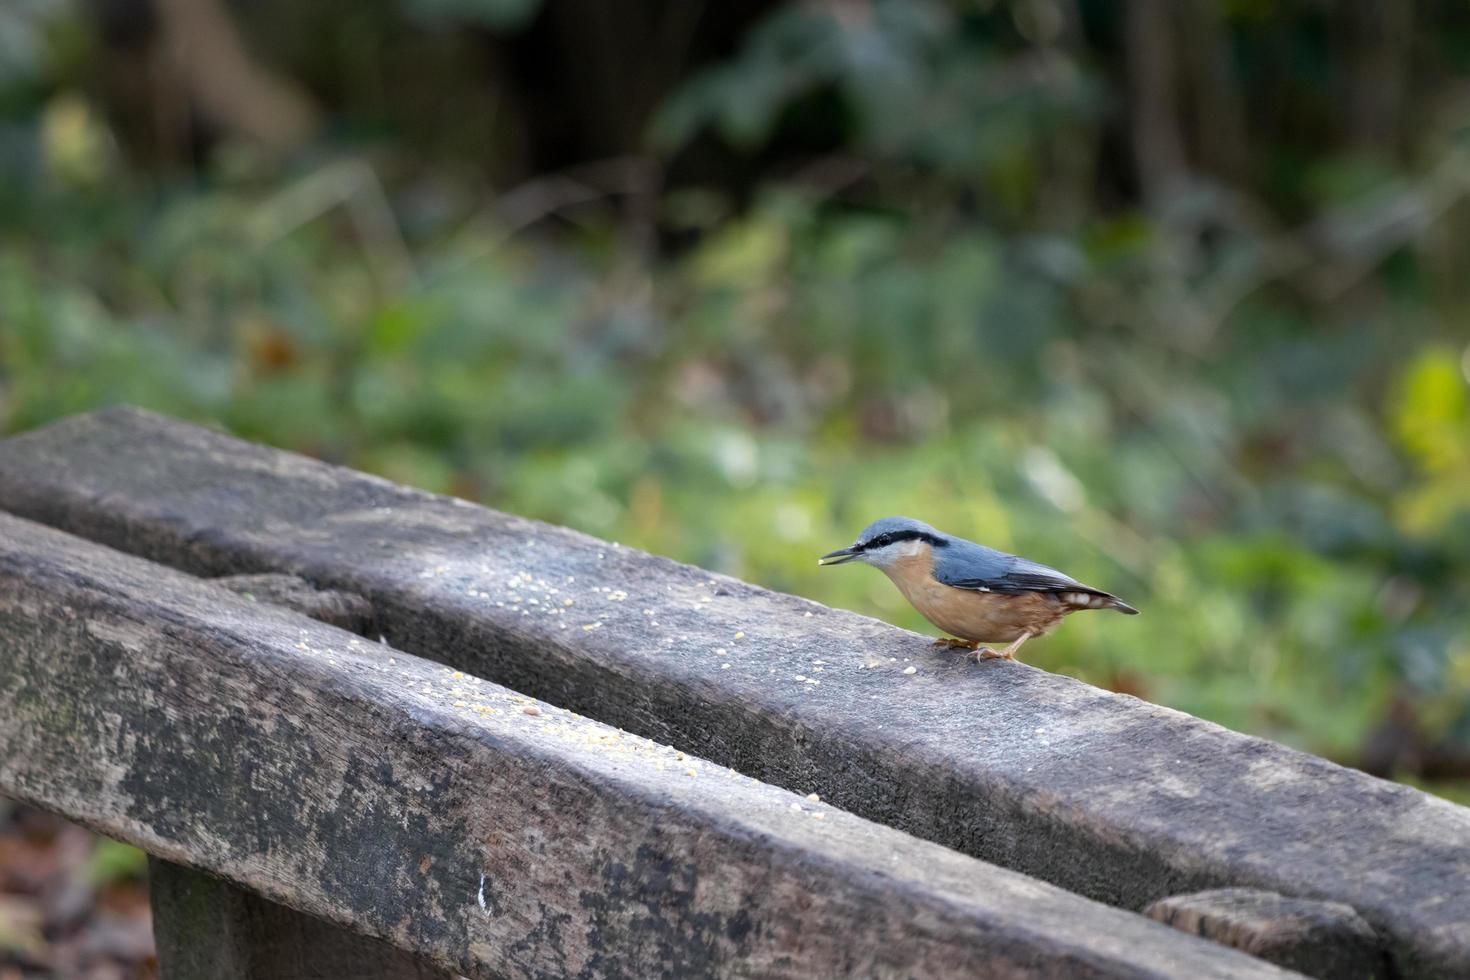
[903,666,917,675]
[523,706,541,716]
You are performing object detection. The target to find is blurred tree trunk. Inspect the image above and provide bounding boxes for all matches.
[1126,0,1188,213]
[1336,0,1414,154]
[153,0,319,155]
[1177,0,1248,184]
[1037,0,1099,231]
[90,0,319,167]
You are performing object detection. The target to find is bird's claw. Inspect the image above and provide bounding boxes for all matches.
[933,637,978,650]
[974,647,1013,661]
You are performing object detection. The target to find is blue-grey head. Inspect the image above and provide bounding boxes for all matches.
[818,516,948,569]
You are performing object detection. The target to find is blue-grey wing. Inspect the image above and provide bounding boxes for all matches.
[934,542,1087,595]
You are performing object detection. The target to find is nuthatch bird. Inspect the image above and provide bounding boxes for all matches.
[819,516,1137,662]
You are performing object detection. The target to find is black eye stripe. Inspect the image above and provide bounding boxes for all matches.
[864,530,943,550]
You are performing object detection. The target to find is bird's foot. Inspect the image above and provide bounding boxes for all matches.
[933,637,979,650]
[977,633,1030,663]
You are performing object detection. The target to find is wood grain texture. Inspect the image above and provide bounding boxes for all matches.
[0,513,1283,980]
[1145,889,1389,980]
[1,408,1467,976]
[214,573,377,634]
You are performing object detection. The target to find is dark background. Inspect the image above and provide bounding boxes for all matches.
[2,1,1470,975]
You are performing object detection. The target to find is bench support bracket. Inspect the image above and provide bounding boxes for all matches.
[149,859,457,980]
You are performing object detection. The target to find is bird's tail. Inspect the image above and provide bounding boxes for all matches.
[1060,591,1139,615]
[1107,596,1140,615]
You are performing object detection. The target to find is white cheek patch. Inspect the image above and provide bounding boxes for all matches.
[862,545,895,568]
[864,539,925,568]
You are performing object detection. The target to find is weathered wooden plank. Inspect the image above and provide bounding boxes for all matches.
[1144,888,1388,980]
[0,513,1286,980]
[214,573,377,635]
[149,858,457,980]
[1,408,1466,977]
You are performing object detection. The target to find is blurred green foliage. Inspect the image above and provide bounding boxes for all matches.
[0,0,1468,802]
[83,837,148,887]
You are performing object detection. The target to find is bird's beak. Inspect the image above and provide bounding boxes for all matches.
[818,546,861,566]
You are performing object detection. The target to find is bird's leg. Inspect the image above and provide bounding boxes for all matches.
[933,637,979,650]
[997,633,1031,661]
[974,633,1030,662]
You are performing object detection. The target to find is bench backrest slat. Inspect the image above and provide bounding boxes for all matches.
[2,408,1466,977]
[0,512,1286,978]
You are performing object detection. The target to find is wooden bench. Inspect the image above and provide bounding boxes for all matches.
[1,408,1466,978]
